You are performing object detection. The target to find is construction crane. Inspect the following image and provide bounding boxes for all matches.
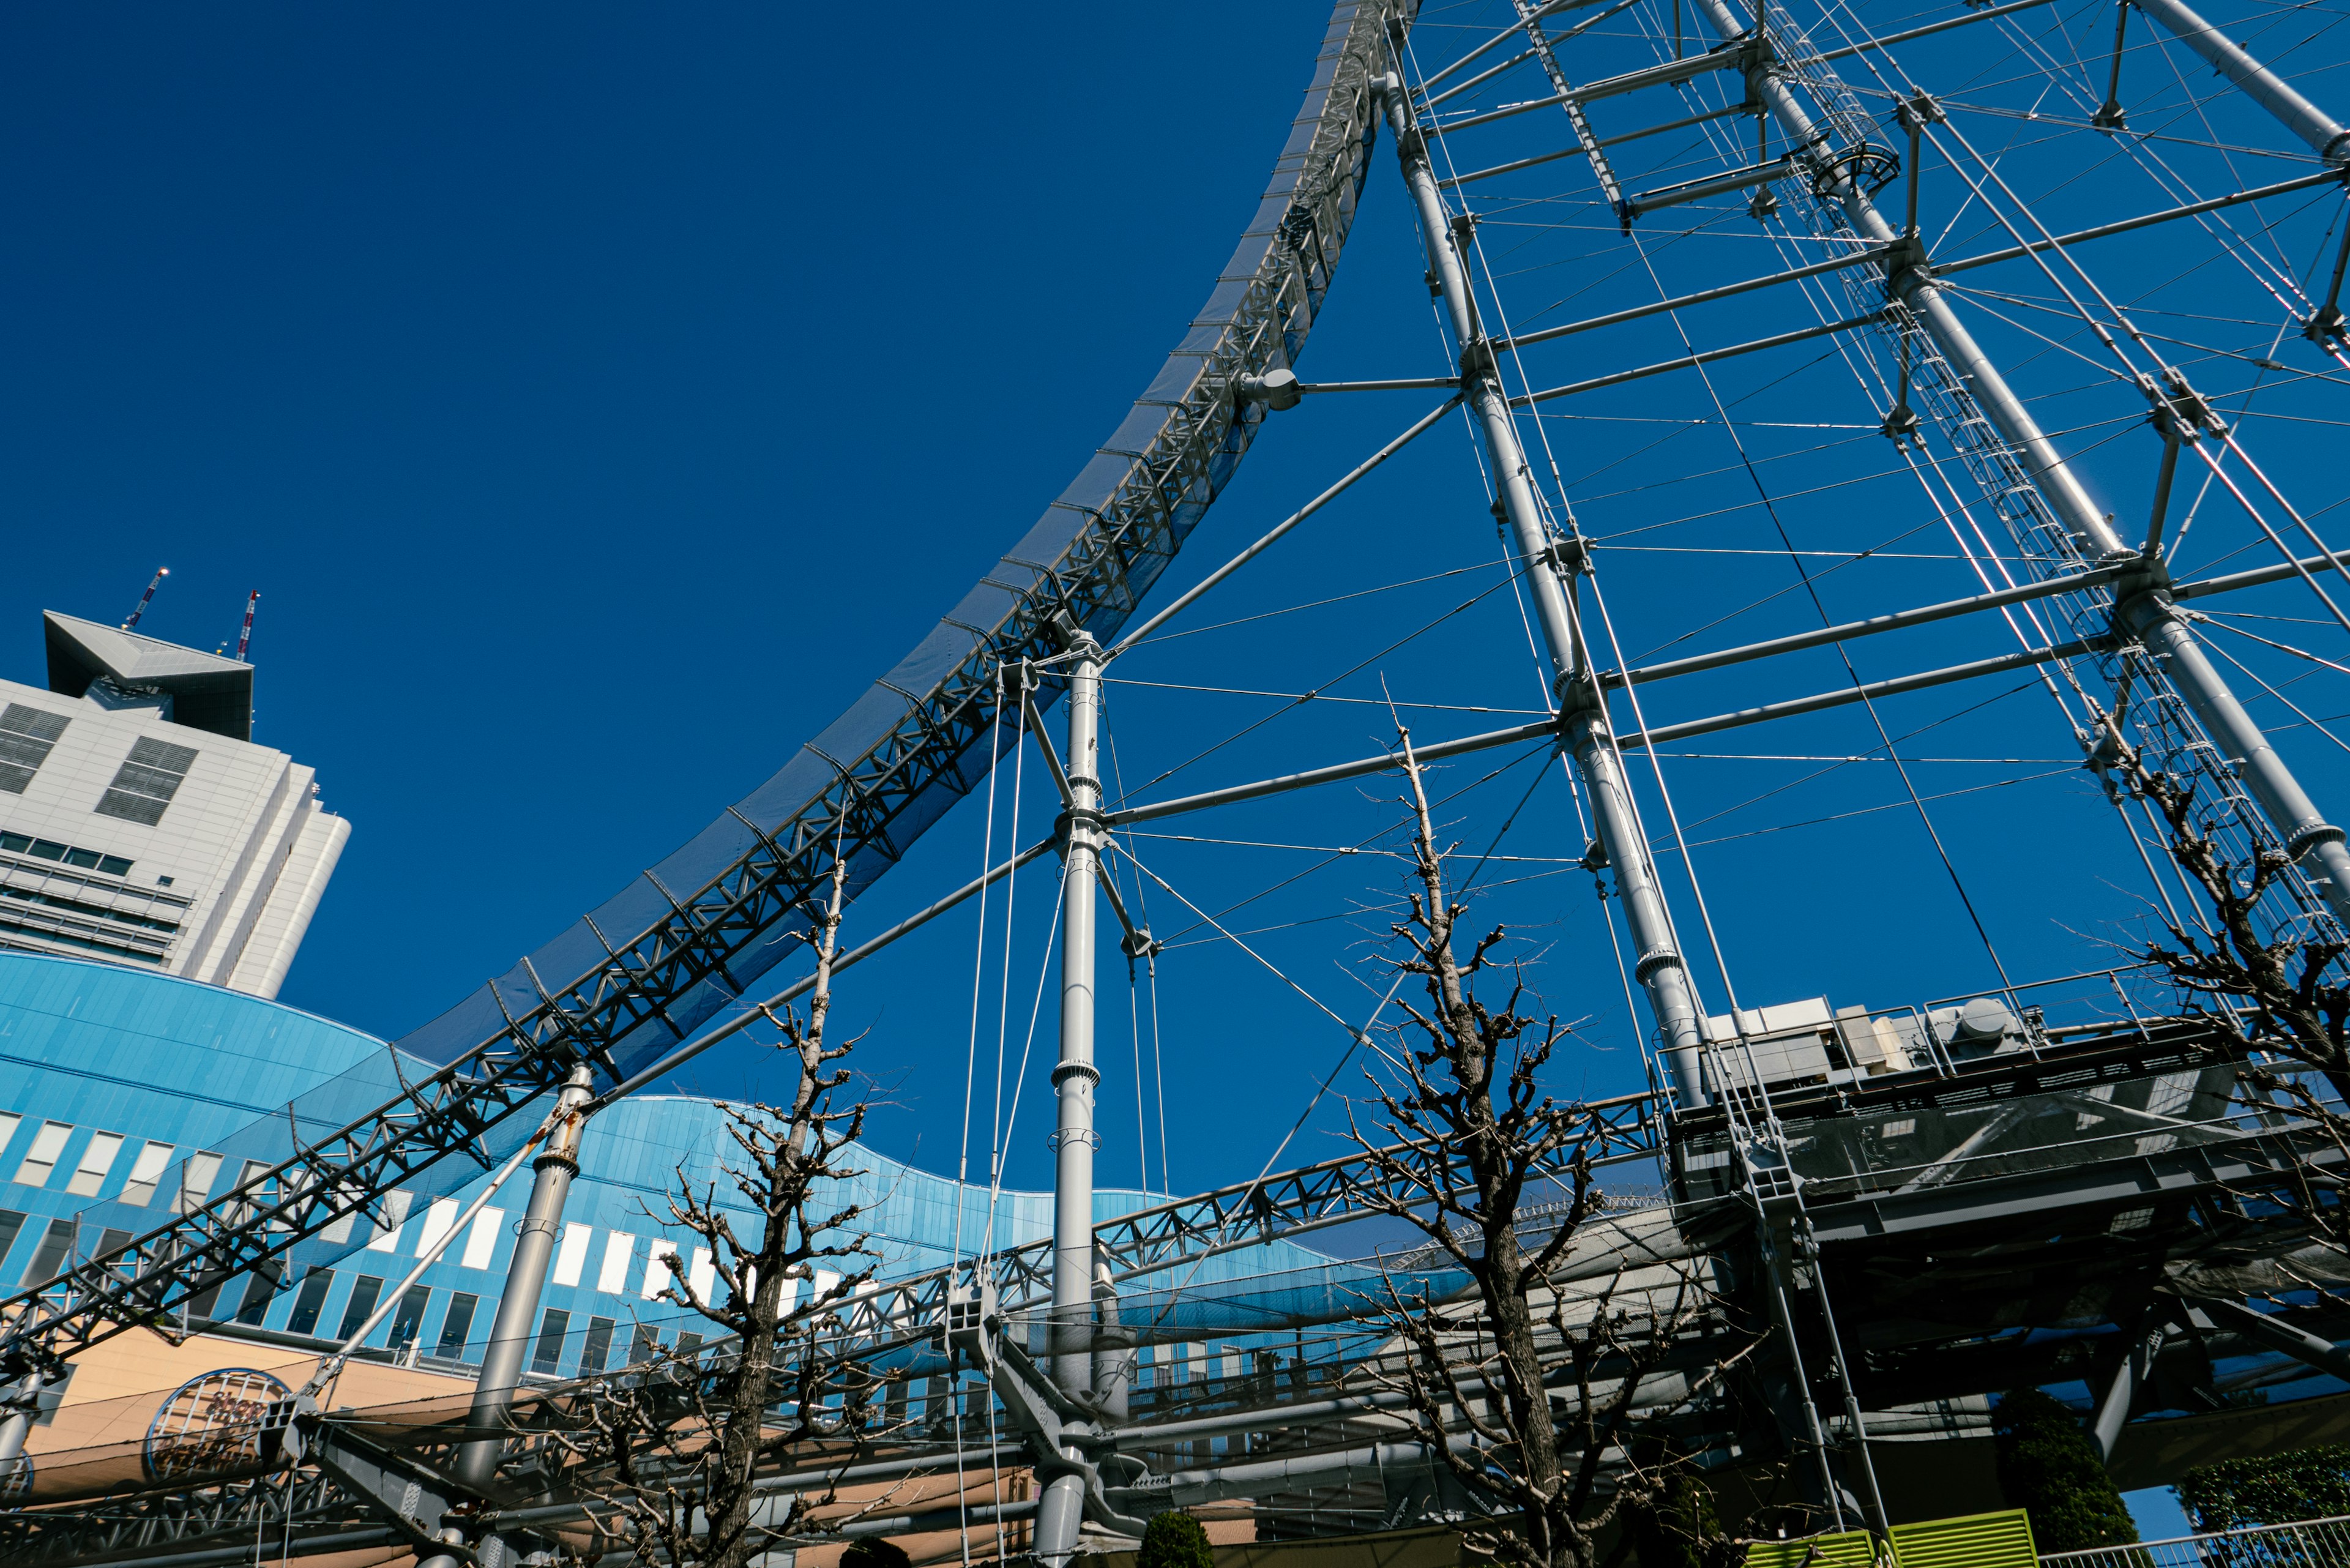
[234,590,259,662]
[119,567,167,630]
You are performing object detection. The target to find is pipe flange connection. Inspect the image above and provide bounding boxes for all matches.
[2109,581,2177,639]
[1737,33,1780,104]
[1557,673,1607,720]
[2287,822,2348,860]
[1054,803,1108,839]
[1455,335,1498,385]
[1046,1127,1102,1152]
[1633,946,1685,983]
[1051,1061,1101,1089]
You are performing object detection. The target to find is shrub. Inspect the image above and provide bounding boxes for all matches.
[1138,1510,1215,1568]
[2177,1445,2350,1532]
[1993,1387,2139,1553]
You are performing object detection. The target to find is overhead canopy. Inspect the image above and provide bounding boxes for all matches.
[43,611,254,742]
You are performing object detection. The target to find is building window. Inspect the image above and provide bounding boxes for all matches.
[0,832,134,877]
[95,737,198,826]
[13,1121,72,1187]
[532,1308,572,1375]
[436,1292,480,1360]
[65,1131,124,1198]
[0,1113,20,1162]
[116,1141,176,1207]
[460,1206,505,1269]
[22,1217,75,1286]
[338,1276,384,1342]
[580,1316,616,1375]
[631,1325,662,1365]
[387,1285,431,1351]
[674,1332,703,1359]
[95,1228,132,1274]
[234,1261,287,1326]
[597,1231,635,1293]
[175,1151,223,1214]
[0,1209,26,1271]
[286,1269,337,1337]
[364,1190,414,1252]
[223,1157,274,1225]
[0,705,69,796]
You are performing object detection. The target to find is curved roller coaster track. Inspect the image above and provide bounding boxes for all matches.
[8,0,2350,1558]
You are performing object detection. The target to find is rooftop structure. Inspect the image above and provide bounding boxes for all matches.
[0,611,347,998]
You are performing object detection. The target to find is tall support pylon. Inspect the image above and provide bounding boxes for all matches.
[1683,0,2350,928]
[1037,632,1106,1567]
[1375,58,1714,1108]
[452,1065,595,1491]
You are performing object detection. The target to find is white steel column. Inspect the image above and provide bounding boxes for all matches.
[1035,635,1105,1568]
[2128,0,2350,164]
[453,1066,594,1491]
[1688,0,2350,925]
[0,1369,42,1499]
[1051,637,1105,1400]
[1378,73,1714,1105]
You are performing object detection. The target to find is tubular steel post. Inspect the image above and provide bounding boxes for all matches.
[452,1066,595,1491]
[1051,637,1105,1402]
[2314,214,2350,341]
[1037,633,1106,1568]
[1687,0,2350,925]
[0,1370,40,1498]
[2095,0,2130,129]
[1379,63,1714,1107]
[2127,0,2350,163]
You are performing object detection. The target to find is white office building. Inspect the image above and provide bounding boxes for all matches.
[0,611,348,998]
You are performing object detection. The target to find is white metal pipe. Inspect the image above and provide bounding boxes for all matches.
[1380,72,1713,1106]
[1051,637,1105,1403]
[0,1370,39,1498]
[2129,0,2350,163]
[453,1066,595,1490]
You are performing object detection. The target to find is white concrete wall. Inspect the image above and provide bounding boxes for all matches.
[0,676,347,997]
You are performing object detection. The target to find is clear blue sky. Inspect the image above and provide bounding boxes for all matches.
[7,1,2345,1207]
[0,3,1352,1188]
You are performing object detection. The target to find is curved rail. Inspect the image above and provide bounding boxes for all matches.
[0,0,1416,1378]
[399,0,1408,1078]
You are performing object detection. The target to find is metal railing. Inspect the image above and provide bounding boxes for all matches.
[2041,1516,2350,1568]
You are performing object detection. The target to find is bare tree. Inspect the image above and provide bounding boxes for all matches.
[558,854,895,1568]
[2106,724,2350,1260]
[2111,737,2348,1081]
[1346,733,1740,1568]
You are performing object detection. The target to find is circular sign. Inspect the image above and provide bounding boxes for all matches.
[143,1367,291,1483]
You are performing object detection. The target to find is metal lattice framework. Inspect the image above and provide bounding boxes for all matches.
[14,0,2350,1558]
